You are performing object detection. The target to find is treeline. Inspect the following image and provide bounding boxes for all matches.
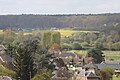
[0,13,120,34]
[0,29,61,49]
[61,31,120,51]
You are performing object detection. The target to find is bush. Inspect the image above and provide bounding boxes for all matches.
[72,43,82,50]
[112,42,120,50]
[32,70,52,80]
[87,49,104,63]
[61,44,72,50]
[81,42,89,49]
[97,67,114,80]
[0,64,15,77]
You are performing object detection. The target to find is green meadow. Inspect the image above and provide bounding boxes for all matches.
[70,50,120,60]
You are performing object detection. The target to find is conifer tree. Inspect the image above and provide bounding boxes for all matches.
[13,41,37,80]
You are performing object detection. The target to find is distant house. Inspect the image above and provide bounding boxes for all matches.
[95,64,120,70]
[52,51,82,65]
[83,63,98,74]
[82,63,120,76]
[68,62,100,80]
[0,45,6,55]
[84,72,100,80]
[0,76,12,80]
[83,57,94,65]
[51,67,71,80]
[0,54,12,68]
[53,58,67,68]
[76,72,100,80]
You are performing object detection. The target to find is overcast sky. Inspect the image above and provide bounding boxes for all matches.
[0,0,120,15]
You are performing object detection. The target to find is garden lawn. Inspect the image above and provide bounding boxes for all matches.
[70,50,87,56]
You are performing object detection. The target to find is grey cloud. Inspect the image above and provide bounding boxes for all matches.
[0,0,120,14]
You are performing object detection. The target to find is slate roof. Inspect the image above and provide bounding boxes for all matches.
[0,76,12,80]
[0,54,12,63]
[95,64,120,69]
[79,69,85,76]
[84,63,98,69]
[0,45,6,55]
[85,72,99,78]
[53,51,80,58]
[102,60,120,64]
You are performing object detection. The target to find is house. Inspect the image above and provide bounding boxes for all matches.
[83,63,98,74]
[51,67,72,80]
[0,56,5,63]
[67,62,100,80]
[53,58,67,68]
[95,64,120,75]
[73,67,100,80]
[84,72,100,80]
[0,54,12,68]
[52,51,82,66]
[95,64,120,70]
[0,45,6,55]
[0,76,12,80]
[0,45,12,69]
[83,57,94,65]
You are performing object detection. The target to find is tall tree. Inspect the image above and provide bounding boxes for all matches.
[87,49,105,63]
[13,40,37,80]
[6,39,55,80]
[51,32,61,45]
[42,32,52,47]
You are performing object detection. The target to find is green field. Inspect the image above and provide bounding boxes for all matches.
[0,30,3,34]
[113,75,120,80]
[103,51,120,60]
[70,50,120,60]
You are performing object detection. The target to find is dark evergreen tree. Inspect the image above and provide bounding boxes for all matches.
[5,39,55,80]
[87,49,105,63]
[13,41,37,80]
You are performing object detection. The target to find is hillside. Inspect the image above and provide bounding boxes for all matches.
[0,13,120,33]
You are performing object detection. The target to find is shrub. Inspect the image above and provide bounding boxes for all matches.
[72,42,82,50]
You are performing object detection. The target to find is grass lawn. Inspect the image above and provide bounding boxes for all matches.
[70,50,120,60]
[0,30,4,34]
[112,75,120,80]
[106,56,120,60]
[70,50,87,56]
[103,51,120,60]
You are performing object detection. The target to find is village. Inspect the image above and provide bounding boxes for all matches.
[0,42,120,80]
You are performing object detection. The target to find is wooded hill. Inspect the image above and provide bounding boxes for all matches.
[0,13,120,33]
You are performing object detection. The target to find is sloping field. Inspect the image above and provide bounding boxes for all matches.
[103,51,120,60]
[70,50,120,60]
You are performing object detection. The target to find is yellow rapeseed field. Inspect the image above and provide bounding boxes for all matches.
[54,29,99,37]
